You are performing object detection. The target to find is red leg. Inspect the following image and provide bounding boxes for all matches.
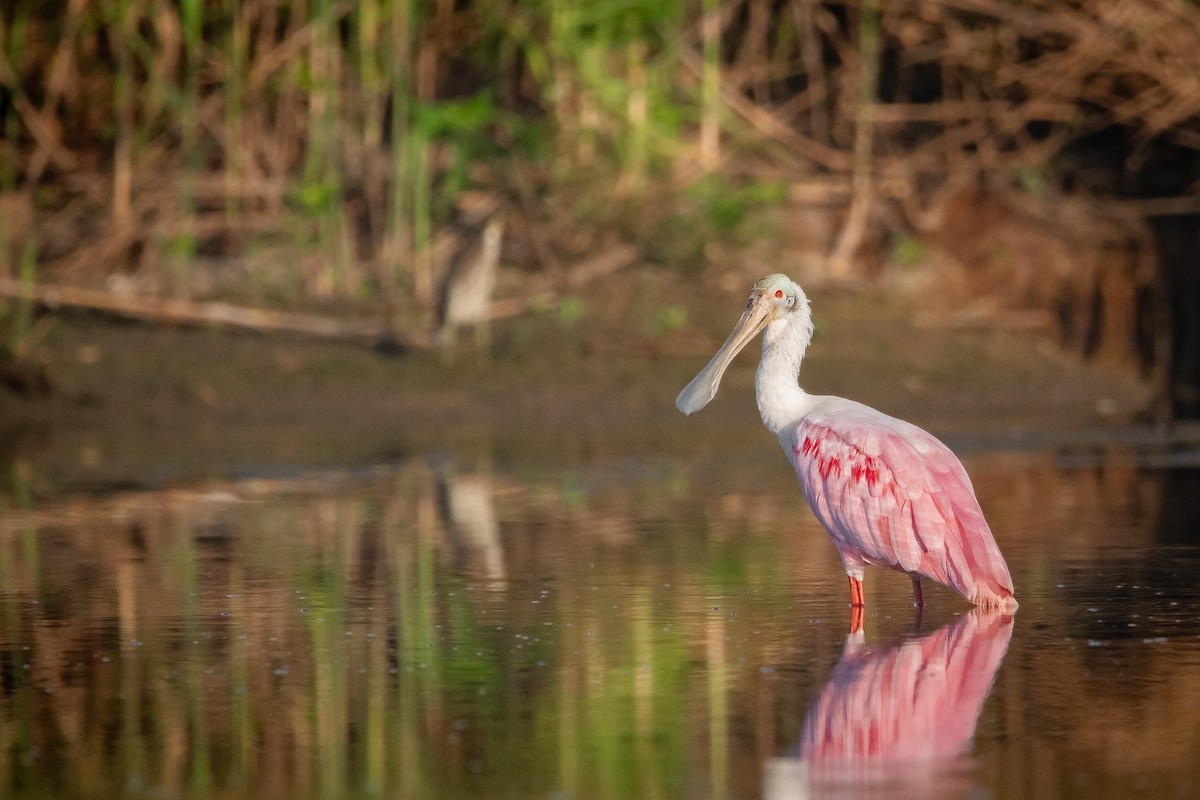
[848,576,865,608]
[848,603,864,635]
[910,575,924,608]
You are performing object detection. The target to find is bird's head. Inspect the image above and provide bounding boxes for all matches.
[676,274,811,415]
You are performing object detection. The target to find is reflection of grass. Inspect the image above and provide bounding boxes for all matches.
[0,463,811,798]
[0,456,1195,797]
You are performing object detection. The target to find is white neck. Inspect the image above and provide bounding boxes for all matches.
[755,311,815,442]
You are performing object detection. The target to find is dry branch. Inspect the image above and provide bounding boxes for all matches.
[0,278,420,348]
[0,245,640,347]
[679,46,852,172]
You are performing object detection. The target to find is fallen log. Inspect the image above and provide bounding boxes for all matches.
[0,277,427,349]
[0,244,641,348]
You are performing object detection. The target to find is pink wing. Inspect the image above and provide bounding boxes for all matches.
[792,398,1015,608]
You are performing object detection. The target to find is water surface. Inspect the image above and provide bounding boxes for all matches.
[1,446,1198,799]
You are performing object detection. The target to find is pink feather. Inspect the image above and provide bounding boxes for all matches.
[793,398,1016,609]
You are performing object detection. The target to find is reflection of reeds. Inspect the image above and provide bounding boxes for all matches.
[0,462,811,797]
[0,457,1195,797]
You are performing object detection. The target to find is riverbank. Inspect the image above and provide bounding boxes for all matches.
[0,270,1154,496]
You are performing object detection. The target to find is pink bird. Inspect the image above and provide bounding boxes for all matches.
[677,274,1017,612]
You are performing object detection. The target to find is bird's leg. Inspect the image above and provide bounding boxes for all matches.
[910,575,925,608]
[848,603,864,635]
[848,575,865,608]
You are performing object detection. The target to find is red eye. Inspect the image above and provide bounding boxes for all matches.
[774,289,784,299]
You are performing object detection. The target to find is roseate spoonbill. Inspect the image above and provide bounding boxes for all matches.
[676,274,1017,610]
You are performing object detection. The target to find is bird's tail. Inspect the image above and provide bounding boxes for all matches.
[956,526,1018,611]
[932,511,1018,611]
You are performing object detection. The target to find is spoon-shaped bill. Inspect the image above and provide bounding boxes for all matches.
[676,294,774,415]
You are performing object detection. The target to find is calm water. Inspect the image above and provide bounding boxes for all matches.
[1,443,1199,799]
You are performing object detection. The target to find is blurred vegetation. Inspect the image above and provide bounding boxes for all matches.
[2,0,1200,401]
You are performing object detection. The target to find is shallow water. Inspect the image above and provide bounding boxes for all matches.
[1,445,1199,799]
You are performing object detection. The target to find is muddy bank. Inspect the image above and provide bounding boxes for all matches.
[0,273,1153,495]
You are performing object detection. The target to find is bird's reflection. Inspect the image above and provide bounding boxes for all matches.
[434,465,508,588]
[766,610,1013,799]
